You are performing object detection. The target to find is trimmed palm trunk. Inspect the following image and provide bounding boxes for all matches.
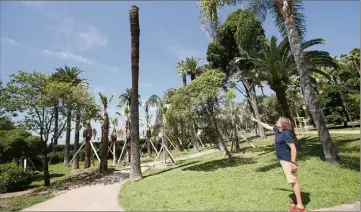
[129,5,142,180]
[83,125,92,169]
[99,113,109,173]
[64,104,72,166]
[146,129,152,158]
[281,1,340,164]
[182,75,187,87]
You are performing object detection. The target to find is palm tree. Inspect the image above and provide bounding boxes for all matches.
[98,92,113,173]
[52,66,86,166]
[199,0,341,164]
[129,5,142,180]
[241,36,337,124]
[177,56,202,81]
[144,99,153,158]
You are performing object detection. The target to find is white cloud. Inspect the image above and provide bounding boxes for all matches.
[36,48,120,72]
[0,37,20,45]
[23,1,108,53]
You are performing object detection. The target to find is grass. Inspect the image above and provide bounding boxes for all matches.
[118,134,360,211]
[0,194,53,211]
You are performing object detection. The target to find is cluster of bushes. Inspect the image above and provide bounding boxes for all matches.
[0,162,32,193]
[0,129,42,193]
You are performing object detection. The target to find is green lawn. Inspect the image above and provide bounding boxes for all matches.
[118,134,360,211]
[0,194,53,211]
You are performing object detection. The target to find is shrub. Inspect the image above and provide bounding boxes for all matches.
[0,163,31,193]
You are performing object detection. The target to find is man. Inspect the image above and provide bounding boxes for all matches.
[250,116,305,212]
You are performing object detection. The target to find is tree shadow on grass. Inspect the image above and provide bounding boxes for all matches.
[30,173,65,183]
[33,168,129,194]
[182,157,257,172]
[255,160,280,172]
[143,161,200,179]
[275,188,311,206]
[298,136,360,172]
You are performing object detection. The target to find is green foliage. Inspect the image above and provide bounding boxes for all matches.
[24,136,43,159]
[257,95,281,124]
[0,163,32,193]
[0,129,31,163]
[319,84,348,125]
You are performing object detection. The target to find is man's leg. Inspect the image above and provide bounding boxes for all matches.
[292,182,304,209]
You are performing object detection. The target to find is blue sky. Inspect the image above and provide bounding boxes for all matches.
[0,1,359,143]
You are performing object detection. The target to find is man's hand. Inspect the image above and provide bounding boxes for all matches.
[291,163,298,172]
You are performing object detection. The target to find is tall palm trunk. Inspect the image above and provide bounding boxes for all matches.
[129,5,142,180]
[281,1,340,164]
[274,86,293,124]
[73,106,81,169]
[64,104,72,166]
[83,125,92,169]
[99,114,109,173]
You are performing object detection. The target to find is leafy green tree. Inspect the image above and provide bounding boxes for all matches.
[1,71,54,186]
[170,69,233,161]
[206,9,266,139]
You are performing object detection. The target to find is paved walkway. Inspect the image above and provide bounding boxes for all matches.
[313,202,360,211]
[306,130,359,135]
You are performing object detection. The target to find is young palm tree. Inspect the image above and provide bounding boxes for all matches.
[129,5,142,180]
[199,0,341,164]
[98,92,113,173]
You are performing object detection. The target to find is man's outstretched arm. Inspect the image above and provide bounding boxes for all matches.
[249,116,274,131]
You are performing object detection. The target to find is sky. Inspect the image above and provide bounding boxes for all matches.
[0,1,360,144]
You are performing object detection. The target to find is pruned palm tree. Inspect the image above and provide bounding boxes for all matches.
[199,0,341,164]
[83,122,93,169]
[129,5,142,180]
[52,66,87,167]
[110,117,119,166]
[98,92,113,173]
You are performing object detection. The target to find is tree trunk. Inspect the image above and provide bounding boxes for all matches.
[246,83,266,139]
[274,86,294,125]
[84,139,91,168]
[40,129,50,186]
[64,105,72,166]
[182,75,187,87]
[206,104,233,161]
[99,115,109,173]
[173,125,183,151]
[53,102,59,145]
[147,130,152,158]
[191,123,199,152]
[113,139,118,166]
[282,3,340,164]
[335,75,354,128]
[233,124,241,153]
[73,107,81,169]
[129,5,142,180]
